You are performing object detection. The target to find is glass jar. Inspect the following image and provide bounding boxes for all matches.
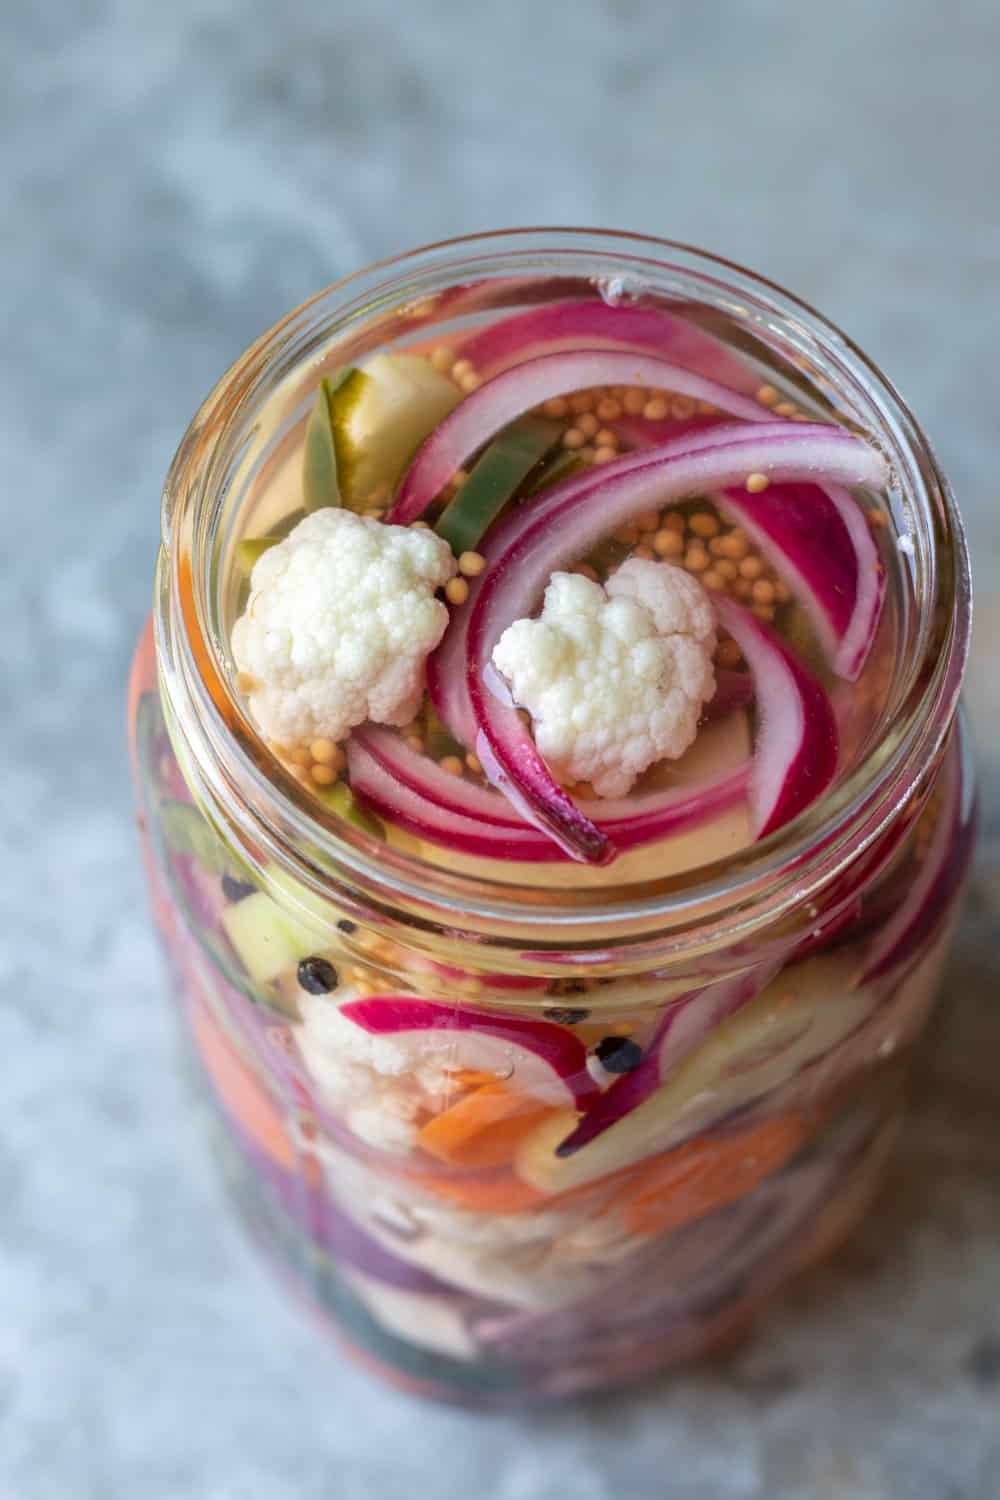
[128,230,973,1404]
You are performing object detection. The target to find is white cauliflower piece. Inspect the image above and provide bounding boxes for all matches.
[231,508,456,746]
[491,558,717,798]
[294,990,468,1153]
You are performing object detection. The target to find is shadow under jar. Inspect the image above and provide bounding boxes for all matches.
[128,230,973,1405]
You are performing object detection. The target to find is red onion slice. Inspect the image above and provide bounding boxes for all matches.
[338,996,597,1107]
[468,426,879,860]
[346,728,750,861]
[856,748,974,986]
[716,482,885,680]
[713,597,838,839]
[388,349,767,525]
[453,299,759,390]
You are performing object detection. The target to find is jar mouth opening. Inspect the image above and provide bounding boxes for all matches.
[156,228,971,951]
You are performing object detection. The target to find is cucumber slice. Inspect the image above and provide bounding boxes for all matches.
[303,373,350,513]
[435,417,561,555]
[221,889,329,985]
[516,954,880,1194]
[332,354,461,509]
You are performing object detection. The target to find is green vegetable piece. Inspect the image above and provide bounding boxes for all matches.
[160,799,251,882]
[236,536,279,574]
[435,417,561,555]
[303,372,353,513]
[221,890,328,985]
[520,447,587,499]
[317,779,385,838]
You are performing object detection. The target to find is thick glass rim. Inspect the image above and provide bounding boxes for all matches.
[155,228,971,956]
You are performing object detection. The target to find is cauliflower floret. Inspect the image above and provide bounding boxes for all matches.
[294,989,469,1153]
[491,558,717,798]
[231,508,456,746]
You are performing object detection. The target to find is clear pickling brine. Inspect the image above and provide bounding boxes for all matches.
[130,233,973,1402]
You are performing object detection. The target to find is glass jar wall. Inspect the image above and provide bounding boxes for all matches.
[130,232,973,1403]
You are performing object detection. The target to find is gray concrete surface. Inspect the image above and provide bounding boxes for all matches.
[2,2,998,1496]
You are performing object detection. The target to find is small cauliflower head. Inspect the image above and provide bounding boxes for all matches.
[491,558,717,798]
[231,508,456,746]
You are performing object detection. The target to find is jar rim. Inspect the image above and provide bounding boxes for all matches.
[155,227,971,958]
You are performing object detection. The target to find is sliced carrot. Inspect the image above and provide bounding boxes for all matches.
[188,994,312,1179]
[417,1083,554,1169]
[617,1115,806,1237]
[406,1170,549,1215]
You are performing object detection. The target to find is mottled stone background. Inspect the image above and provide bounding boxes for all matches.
[2,2,998,1497]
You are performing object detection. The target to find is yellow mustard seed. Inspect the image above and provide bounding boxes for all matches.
[716,558,739,581]
[594,428,618,449]
[430,347,454,373]
[310,764,338,787]
[636,509,661,533]
[671,396,696,420]
[543,396,569,418]
[685,545,710,573]
[633,544,655,560]
[458,550,486,577]
[458,371,481,393]
[451,358,474,380]
[702,568,725,591]
[622,388,647,415]
[751,579,776,604]
[774,401,797,417]
[592,446,617,465]
[664,511,686,535]
[577,413,599,438]
[745,471,770,493]
[569,391,596,414]
[689,512,720,539]
[596,397,622,422]
[310,738,338,765]
[653,528,684,558]
[562,427,587,450]
[465,753,482,774]
[753,603,776,621]
[642,396,669,421]
[445,577,470,606]
[439,756,465,777]
[756,384,779,407]
[739,556,764,580]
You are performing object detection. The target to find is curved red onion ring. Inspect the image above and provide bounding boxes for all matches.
[388,349,767,525]
[716,482,885,680]
[347,728,750,861]
[467,425,880,859]
[453,299,759,390]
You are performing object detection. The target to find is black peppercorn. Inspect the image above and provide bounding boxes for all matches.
[594,1035,643,1073]
[221,873,256,903]
[297,956,339,994]
[336,918,357,934]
